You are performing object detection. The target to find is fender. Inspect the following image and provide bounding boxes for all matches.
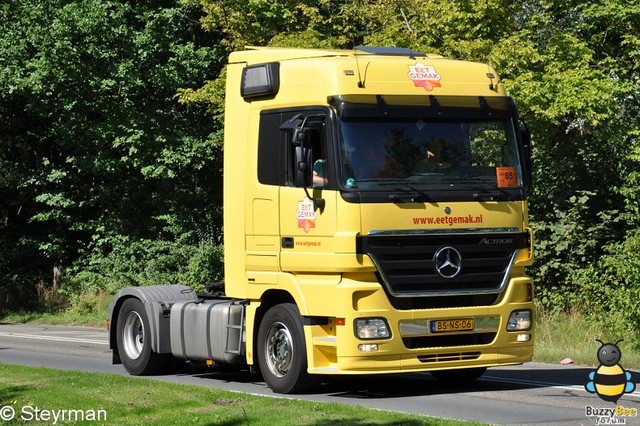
[108,285,197,363]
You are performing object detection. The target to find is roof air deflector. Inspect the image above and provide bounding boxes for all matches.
[355,46,426,57]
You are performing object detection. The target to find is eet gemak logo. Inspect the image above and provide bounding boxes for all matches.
[296,197,316,232]
[408,63,442,91]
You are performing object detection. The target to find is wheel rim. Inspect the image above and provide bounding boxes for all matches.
[122,311,144,360]
[265,321,293,377]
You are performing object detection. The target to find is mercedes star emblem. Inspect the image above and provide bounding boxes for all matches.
[434,246,462,278]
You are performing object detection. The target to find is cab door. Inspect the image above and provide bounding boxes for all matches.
[278,109,338,273]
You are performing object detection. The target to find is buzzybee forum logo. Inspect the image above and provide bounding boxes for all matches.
[586,339,635,402]
[584,339,638,424]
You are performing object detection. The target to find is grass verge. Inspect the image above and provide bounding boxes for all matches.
[534,308,640,368]
[0,309,106,328]
[0,364,482,426]
[0,292,111,328]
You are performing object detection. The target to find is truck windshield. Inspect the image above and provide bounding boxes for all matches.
[331,95,525,195]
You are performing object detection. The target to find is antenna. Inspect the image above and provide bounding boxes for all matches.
[355,48,364,88]
[487,64,496,91]
[360,62,371,89]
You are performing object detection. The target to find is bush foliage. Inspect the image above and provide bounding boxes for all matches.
[64,238,223,296]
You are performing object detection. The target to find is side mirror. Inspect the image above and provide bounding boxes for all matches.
[293,129,313,187]
[520,127,533,192]
[520,127,531,152]
[279,113,326,210]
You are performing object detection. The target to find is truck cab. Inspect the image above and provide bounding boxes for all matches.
[108,46,534,394]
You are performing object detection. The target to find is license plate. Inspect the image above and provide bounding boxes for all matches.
[430,318,474,333]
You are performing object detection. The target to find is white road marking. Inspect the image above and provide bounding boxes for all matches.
[0,332,108,346]
[482,375,640,399]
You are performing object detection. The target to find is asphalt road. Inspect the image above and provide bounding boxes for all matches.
[1,323,639,425]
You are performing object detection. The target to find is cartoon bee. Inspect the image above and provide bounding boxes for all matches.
[585,339,636,403]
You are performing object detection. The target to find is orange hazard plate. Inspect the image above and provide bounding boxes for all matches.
[430,318,474,333]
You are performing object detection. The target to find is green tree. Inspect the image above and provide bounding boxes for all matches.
[189,0,640,315]
[0,0,224,308]
[3,0,639,324]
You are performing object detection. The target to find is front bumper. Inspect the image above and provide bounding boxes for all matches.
[304,275,534,375]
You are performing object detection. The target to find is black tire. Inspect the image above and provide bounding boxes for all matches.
[116,298,170,375]
[257,303,319,394]
[430,367,487,383]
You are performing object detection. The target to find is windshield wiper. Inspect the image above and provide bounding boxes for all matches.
[472,188,513,201]
[353,178,404,184]
[347,178,436,202]
[389,194,432,203]
[389,184,433,203]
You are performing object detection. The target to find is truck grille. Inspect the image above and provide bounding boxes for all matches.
[358,231,528,298]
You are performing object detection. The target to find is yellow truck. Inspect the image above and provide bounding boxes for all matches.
[108,46,534,394]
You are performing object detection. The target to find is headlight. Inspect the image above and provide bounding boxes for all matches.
[507,310,532,331]
[354,318,391,340]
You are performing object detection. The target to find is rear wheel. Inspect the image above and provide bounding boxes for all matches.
[430,367,487,383]
[116,298,170,375]
[257,303,318,394]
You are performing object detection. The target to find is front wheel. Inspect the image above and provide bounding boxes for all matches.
[116,298,170,375]
[257,303,318,394]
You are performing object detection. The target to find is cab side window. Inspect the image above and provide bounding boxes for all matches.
[257,109,328,188]
[257,112,285,186]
